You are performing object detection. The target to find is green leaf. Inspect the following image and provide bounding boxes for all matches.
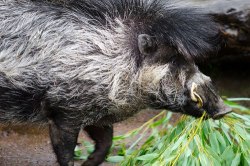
[209,132,220,154]
[231,153,241,166]
[106,156,124,163]
[113,135,127,141]
[224,100,249,110]
[227,98,250,101]
[215,130,227,150]
[221,124,233,144]
[234,124,249,140]
[188,157,196,166]
[136,153,158,161]
[83,141,94,154]
[74,146,83,157]
[182,155,188,166]
[243,155,250,166]
[151,118,166,127]
[184,147,192,158]
[171,135,186,151]
[152,160,161,166]
[221,146,235,163]
[109,101,250,166]
[74,149,82,157]
[205,145,222,162]
[232,113,250,123]
[163,155,176,164]
[199,153,209,165]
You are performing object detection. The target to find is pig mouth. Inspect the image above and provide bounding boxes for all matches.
[190,82,232,119]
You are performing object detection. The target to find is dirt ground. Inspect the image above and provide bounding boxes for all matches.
[0,109,164,166]
[0,65,249,166]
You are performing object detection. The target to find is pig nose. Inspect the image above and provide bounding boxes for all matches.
[212,101,232,119]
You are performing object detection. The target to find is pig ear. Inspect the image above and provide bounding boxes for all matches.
[138,34,157,55]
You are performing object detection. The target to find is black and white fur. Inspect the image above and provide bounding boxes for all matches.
[0,0,225,165]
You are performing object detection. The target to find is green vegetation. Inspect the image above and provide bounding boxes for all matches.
[75,98,250,166]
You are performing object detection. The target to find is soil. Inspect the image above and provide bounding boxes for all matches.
[0,65,249,166]
[0,109,164,166]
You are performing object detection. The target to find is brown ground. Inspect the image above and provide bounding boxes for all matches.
[0,109,167,166]
[0,67,249,166]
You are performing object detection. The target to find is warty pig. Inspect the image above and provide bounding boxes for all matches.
[0,0,232,165]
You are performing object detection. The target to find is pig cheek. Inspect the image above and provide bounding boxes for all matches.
[138,65,170,90]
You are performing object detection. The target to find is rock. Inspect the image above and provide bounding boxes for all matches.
[191,0,250,61]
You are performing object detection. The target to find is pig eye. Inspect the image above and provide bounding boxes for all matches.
[138,34,157,55]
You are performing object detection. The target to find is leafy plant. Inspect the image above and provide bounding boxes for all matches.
[74,98,250,166]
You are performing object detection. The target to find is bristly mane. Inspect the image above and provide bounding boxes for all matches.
[33,0,222,60]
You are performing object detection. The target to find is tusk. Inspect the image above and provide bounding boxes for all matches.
[191,82,198,102]
[193,91,203,108]
[190,82,203,108]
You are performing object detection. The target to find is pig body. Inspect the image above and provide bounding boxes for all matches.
[0,0,230,165]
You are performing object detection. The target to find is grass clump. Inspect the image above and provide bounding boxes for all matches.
[75,98,250,165]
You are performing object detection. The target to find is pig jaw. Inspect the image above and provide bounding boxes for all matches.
[186,73,232,119]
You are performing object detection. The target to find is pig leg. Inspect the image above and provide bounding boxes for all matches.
[49,119,80,166]
[82,125,113,166]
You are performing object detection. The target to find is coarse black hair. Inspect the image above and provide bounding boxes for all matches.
[32,0,222,61]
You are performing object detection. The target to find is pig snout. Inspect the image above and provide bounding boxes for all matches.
[187,74,232,119]
[212,98,232,119]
